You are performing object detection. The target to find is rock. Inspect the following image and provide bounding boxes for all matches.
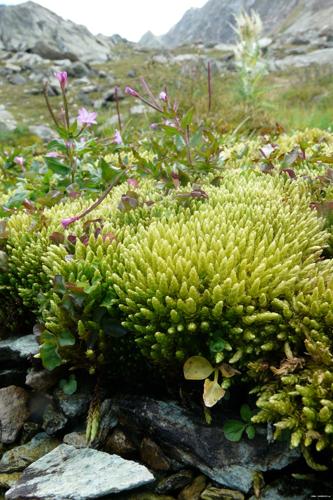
[155,470,193,494]
[66,61,90,78]
[42,403,67,436]
[5,444,155,499]
[105,428,136,457]
[63,431,87,449]
[6,52,45,69]
[25,369,58,392]
[80,84,98,94]
[98,70,107,78]
[112,396,300,493]
[127,69,137,78]
[274,48,333,70]
[4,63,21,73]
[54,387,90,419]
[130,104,151,115]
[90,399,118,447]
[151,54,169,64]
[0,106,17,132]
[0,386,30,444]
[28,125,56,142]
[0,433,59,473]
[140,437,171,471]
[249,475,333,500]
[178,475,206,500]
[125,495,174,500]
[0,473,21,489]
[0,369,26,388]
[102,87,125,103]
[0,335,39,363]
[0,3,111,63]
[7,73,26,85]
[201,486,245,500]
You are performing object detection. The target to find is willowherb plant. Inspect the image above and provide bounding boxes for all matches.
[233,10,267,105]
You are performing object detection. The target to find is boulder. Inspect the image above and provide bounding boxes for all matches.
[0,106,17,132]
[0,2,112,63]
[0,433,59,473]
[0,335,39,363]
[0,386,30,444]
[5,444,155,499]
[112,396,300,493]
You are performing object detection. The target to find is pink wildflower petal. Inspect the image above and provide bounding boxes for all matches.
[125,86,139,97]
[54,71,68,90]
[14,156,24,167]
[61,216,80,228]
[77,108,97,126]
[46,151,60,158]
[127,178,139,188]
[113,129,122,145]
[159,91,167,102]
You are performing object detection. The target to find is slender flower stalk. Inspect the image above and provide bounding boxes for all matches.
[61,169,128,227]
[207,61,212,113]
[114,86,122,132]
[43,82,60,128]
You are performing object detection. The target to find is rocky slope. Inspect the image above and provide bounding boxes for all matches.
[143,0,333,48]
[0,1,125,63]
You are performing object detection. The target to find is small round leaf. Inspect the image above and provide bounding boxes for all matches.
[183,356,214,380]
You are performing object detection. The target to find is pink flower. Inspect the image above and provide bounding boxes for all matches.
[77,108,97,126]
[128,178,139,188]
[125,86,139,97]
[14,156,24,167]
[46,151,60,158]
[61,216,80,228]
[113,129,122,145]
[159,91,167,102]
[54,71,68,90]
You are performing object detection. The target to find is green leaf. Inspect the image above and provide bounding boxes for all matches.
[183,356,214,380]
[223,419,246,442]
[40,343,63,371]
[209,339,225,353]
[246,425,256,440]
[58,330,76,347]
[240,404,253,423]
[60,374,77,395]
[203,378,225,408]
[45,157,70,176]
[181,108,194,128]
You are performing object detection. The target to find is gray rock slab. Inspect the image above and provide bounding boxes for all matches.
[0,386,30,444]
[0,335,39,363]
[5,444,155,499]
[0,433,59,472]
[111,396,300,493]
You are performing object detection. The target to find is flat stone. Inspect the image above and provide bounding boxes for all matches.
[140,437,170,471]
[0,369,26,388]
[0,335,39,363]
[201,486,245,500]
[155,470,193,494]
[178,475,207,500]
[5,444,155,499]
[63,432,87,449]
[54,387,90,419]
[105,428,136,457]
[42,403,67,436]
[112,396,300,493]
[0,105,16,132]
[0,473,22,489]
[28,125,56,142]
[0,386,30,444]
[0,433,59,473]
[25,370,58,392]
